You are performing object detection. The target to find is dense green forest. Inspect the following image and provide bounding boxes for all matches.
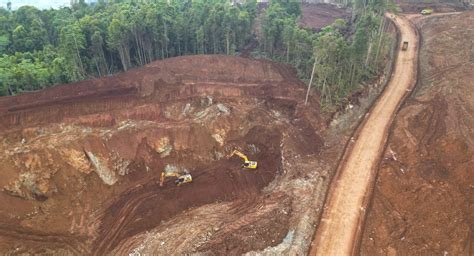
[0,0,392,108]
[0,0,257,95]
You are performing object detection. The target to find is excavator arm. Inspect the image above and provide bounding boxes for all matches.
[160,172,178,187]
[228,149,258,169]
[228,150,249,162]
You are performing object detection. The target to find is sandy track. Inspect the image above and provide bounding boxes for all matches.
[309,14,418,255]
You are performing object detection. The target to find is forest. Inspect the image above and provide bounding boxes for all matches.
[260,0,393,107]
[0,0,257,95]
[0,0,392,108]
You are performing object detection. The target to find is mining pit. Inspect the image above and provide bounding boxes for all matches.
[0,55,327,254]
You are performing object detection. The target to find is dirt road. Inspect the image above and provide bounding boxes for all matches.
[361,11,473,255]
[309,14,418,255]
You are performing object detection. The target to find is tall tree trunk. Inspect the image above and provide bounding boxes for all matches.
[164,21,169,58]
[72,34,85,77]
[322,77,330,104]
[161,43,165,59]
[184,34,188,54]
[305,59,317,105]
[213,30,217,54]
[226,32,230,55]
[94,58,101,77]
[365,40,373,66]
[119,44,131,71]
[349,62,356,88]
[374,17,386,69]
[134,32,143,66]
[98,47,108,75]
[286,41,290,62]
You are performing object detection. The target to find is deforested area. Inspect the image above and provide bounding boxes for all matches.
[1,0,471,255]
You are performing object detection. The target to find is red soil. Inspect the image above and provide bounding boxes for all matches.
[0,55,325,254]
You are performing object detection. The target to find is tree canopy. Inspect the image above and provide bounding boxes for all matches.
[1,0,393,110]
[0,0,257,95]
[260,0,392,108]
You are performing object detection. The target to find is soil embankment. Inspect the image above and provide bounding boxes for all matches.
[299,3,350,30]
[361,11,474,255]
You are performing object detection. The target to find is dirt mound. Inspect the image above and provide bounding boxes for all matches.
[299,3,350,30]
[361,12,474,255]
[0,55,301,130]
[395,0,470,13]
[0,55,325,254]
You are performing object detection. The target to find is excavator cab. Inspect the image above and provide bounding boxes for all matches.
[160,166,192,187]
[174,174,192,186]
[242,161,258,169]
[228,149,258,169]
[421,9,433,15]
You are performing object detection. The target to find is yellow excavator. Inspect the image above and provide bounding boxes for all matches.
[228,149,258,169]
[159,166,192,187]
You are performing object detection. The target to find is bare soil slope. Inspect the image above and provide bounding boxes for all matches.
[396,1,469,13]
[299,3,350,30]
[0,55,326,255]
[361,11,474,255]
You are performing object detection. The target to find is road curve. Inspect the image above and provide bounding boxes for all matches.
[309,14,418,255]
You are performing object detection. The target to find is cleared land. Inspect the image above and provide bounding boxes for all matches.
[0,4,400,255]
[361,11,474,255]
[0,55,329,254]
[299,3,350,30]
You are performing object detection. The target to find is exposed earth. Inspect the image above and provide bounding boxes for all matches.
[0,4,375,255]
[299,3,350,30]
[361,11,474,255]
[0,55,331,255]
[310,13,418,255]
[2,3,470,256]
[396,1,469,13]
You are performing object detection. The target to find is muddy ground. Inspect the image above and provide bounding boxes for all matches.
[396,1,469,13]
[299,3,350,30]
[361,11,474,255]
[0,4,400,255]
[0,55,329,255]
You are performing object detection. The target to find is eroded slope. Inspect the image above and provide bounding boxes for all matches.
[0,55,326,254]
[361,12,474,255]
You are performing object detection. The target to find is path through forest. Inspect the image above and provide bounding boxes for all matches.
[309,14,419,255]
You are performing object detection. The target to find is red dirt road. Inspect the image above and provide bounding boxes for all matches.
[309,14,418,255]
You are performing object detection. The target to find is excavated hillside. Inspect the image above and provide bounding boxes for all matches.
[0,55,331,254]
[361,12,474,255]
[299,3,350,30]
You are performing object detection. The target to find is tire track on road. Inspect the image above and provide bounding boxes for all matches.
[309,13,419,255]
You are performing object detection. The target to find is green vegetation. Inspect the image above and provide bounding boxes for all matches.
[0,0,257,95]
[1,0,394,110]
[260,0,393,108]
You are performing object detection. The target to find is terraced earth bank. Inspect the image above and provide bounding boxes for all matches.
[361,12,474,255]
[0,55,326,254]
